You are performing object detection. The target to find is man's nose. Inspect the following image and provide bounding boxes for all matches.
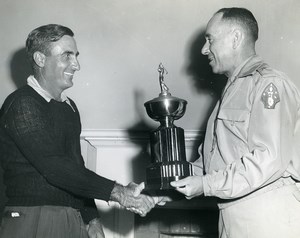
[72,58,80,71]
[201,41,209,55]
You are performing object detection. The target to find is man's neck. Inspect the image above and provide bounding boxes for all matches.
[227,50,256,78]
[35,74,63,101]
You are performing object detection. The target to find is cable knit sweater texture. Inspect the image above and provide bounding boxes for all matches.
[0,85,115,223]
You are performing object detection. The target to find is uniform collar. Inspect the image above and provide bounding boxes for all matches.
[234,55,268,79]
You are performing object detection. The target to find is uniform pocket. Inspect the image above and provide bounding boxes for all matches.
[217,108,250,122]
[216,108,250,143]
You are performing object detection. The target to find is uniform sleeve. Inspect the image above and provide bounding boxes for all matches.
[203,74,299,199]
[191,143,205,176]
[3,96,115,201]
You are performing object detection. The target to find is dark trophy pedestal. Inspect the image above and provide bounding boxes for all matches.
[144,63,193,190]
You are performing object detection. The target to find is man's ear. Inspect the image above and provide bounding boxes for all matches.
[33,51,46,67]
[232,29,243,49]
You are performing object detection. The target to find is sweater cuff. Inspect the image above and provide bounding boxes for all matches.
[80,199,99,224]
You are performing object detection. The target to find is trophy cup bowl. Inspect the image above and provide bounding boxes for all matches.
[144,95,187,126]
[144,63,193,190]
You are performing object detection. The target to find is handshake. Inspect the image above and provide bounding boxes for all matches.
[109,182,172,217]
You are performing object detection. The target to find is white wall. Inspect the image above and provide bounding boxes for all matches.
[0,0,299,131]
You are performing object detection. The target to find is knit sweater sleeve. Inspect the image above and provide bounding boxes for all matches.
[2,92,115,202]
[80,198,100,224]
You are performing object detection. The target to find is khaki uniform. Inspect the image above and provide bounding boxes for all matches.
[193,55,300,237]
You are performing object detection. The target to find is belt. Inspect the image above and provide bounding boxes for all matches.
[217,177,295,209]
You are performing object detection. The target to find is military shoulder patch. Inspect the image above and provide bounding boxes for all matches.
[261,83,280,109]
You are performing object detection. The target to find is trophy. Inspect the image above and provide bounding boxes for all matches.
[144,63,193,190]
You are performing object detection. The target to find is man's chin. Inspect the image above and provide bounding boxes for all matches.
[211,66,224,75]
[211,67,219,74]
[63,81,74,90]
[209,62,218,73]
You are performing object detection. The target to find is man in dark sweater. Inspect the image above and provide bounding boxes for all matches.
[0,24,155,238]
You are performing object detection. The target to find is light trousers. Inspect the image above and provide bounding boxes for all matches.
[218,183,300,238]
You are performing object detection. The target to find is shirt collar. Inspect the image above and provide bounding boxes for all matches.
[27,75,75,111]
[227,55,269,83]
[236,55,268,78]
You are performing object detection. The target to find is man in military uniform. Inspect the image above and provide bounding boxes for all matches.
[171,7,300,238]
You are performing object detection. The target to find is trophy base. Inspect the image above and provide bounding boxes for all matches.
[145,161,193,190]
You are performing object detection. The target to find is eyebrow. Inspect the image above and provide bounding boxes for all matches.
[63,50,80,56]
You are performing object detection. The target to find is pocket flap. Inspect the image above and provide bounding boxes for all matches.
[217,108,250,122]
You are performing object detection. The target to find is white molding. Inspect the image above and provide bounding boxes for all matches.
[81,129,204,138]
[81,129,204,147]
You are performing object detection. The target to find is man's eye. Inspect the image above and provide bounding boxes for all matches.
[62,53,72,61]
[63,52,72,57]
[205,38,212,45]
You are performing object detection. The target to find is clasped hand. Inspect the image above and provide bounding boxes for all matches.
[114,176,203,217]
[120,182,174,215]
[120,182,155,217]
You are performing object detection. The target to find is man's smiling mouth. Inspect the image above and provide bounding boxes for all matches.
[64,72,74,76]
[208,56,214,63]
